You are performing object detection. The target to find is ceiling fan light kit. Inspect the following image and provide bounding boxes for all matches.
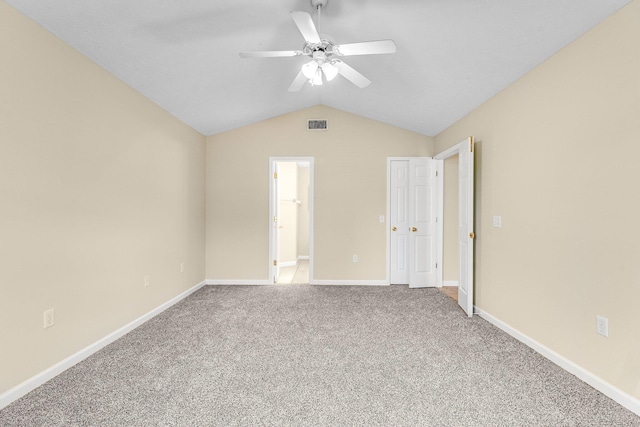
[239,0,396,91]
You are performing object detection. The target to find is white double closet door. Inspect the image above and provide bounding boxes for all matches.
[390,158,437,287]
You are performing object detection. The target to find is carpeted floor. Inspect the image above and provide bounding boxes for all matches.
[1,285,639,426]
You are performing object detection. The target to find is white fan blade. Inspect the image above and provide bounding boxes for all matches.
[290,11,321,44]
[240,50,303,58]
[334,61,371,88]
[288,71,308,92]
[333,40,396,56]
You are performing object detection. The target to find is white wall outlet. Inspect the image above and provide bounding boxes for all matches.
[596,315,609,337]
[493,215,502,228]
[180,262,185,273]
[144,275,150,288]
[43,309,55,329]
[353,255,358,263]
[379,215,385,223]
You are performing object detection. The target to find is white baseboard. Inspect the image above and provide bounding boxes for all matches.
[280,257,309,267]
[0,280,207,411]
[311,280,388,286]
[206,279,270,285]
[278,261,297,267]
[477,308,640,417]
[443,280,459,287]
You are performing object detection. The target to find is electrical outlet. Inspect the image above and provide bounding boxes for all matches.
[493,215,502,228]
[144,275,150,288]
[43,309,55,329]
[353,255,358,263]
[180,262,185,273]
[596,315,609,337]
[379,215,385,223]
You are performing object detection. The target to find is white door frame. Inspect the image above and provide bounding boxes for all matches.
[268,157,314,284]
[434,137,475,316]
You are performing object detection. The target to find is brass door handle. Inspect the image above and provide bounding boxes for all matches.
[411,227,417,232]
[392,227,397,232]
[469,232,475,239]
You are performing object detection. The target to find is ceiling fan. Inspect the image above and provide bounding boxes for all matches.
[239,0,396,92]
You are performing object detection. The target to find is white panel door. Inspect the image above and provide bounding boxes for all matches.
[272,164,280,283]
[457,138,475,316]
[390,160,410,284]
[409,158,437,288]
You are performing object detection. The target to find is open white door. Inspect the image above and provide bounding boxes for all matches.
[408,158,437,288]
[457,138,474,316]
[434,137,475,316]
[272,163,280,283]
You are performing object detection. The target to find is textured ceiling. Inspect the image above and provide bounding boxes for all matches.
[5,0,632,136]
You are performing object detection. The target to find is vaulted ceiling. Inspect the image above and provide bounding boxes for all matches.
[5,0,632,136]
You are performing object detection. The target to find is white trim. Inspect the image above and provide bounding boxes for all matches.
[279,256,309,268]
[278,260,297,268]
[443,280,459,287]
[477,308,640,417]
[205,279,270,286]
[0,280,206,411]
[435,159,444,287]
[434,140,467,160]
[311,280,388,286]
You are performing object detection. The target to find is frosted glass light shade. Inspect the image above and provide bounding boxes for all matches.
[302,61,318,79]
[321,62,338,81]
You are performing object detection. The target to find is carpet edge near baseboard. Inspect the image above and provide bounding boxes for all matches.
[0,280,207,411]
[477,307,640,417]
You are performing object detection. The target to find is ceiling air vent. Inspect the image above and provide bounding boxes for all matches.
[307,119,328,131]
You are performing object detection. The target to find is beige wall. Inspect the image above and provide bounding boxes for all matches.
[435,0,640,400]
[206,105,433,281]
[0,2,206,396]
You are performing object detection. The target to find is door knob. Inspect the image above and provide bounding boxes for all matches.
[392,227,397,231]
[411,227,417,232]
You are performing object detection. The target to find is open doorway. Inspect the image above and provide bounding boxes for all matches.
[434,137,475,316]
[269,158,314,284]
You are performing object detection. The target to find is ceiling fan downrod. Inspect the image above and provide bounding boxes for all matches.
[311,0,327,39]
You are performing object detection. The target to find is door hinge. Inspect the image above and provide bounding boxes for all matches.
[470,136,474,152]
[274,172,278,179]
[273,216,277,223]
[273,260,277,266]
[436,263,438,269]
